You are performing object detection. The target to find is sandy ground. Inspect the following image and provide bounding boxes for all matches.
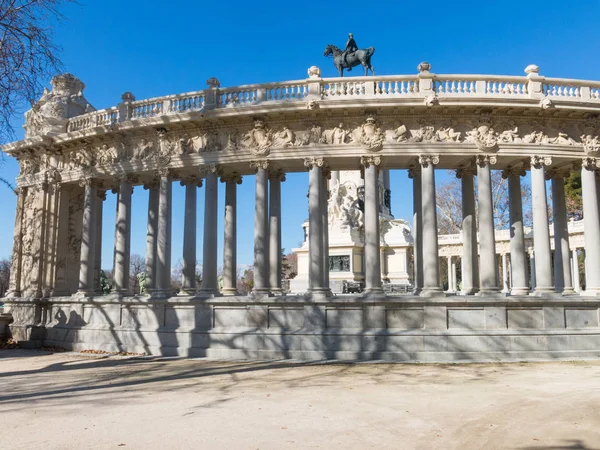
[1,350,600,450]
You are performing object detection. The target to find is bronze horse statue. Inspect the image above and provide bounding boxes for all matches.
[323,44,375,77]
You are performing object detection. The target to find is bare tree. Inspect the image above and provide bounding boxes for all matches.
[436,170,532,234]
[0,0,72,144]
[0,258,10,296]
[129,254,145,294]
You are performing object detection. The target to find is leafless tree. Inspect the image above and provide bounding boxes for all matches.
[0,0,73,144]
[129,254,145,294]
[436,170,532,234]
[0,258,10,296]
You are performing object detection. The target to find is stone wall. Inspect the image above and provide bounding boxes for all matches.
[5,295,600,361]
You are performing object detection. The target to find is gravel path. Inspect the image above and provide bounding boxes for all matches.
[1,350,599,449]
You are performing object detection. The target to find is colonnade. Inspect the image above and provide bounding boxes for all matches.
[420,155,600,297]
[75,163,286,297]
[74,152,600,298]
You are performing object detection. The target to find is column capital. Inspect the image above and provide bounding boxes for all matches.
[155,168,176,179]
[303,157,326,170]
[250,159,270,171]
[114,173,139,184]
[582,156,600,170]
[530,155,552,168]
[220,171,243,184]
[199,164,220,177]
[268,168,286,182]
[501,165,526,179]
[180,175,203,187]
[456,161,476,178]
[360,155,381,168]
[77,177,102,188]
[545,167,570,180]
[407,165,421,179]
[143,177,160,190]
[97,189,107,201]
[418,154,439,167]
[476,154,497,167]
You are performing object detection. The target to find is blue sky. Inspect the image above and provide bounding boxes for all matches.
[1,0,599,268]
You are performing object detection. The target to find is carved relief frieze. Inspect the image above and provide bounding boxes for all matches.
[466,121,498,152]
[242,119,273,155]
[357,116,385,152]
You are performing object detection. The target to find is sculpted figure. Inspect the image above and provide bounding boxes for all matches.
[549,132,577,145]
[331,122,350,144]
[96,144,118,165]
[393,123,409,142]
[276,126,295,147]
[132,138,153,161]
[523,130,548,144]
[466,124,498,151]
[436,126,461,142]
[179,134,203,154]
[414,125,436,143]
[342,33,358,71]
[498,126,519,143]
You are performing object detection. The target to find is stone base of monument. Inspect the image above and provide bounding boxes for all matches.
[3,295,600,361]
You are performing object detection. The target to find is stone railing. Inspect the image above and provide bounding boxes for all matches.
[63,66,600,134]
[437,220,585,250]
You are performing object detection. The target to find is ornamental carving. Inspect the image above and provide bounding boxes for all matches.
[357,116,385,152]
[323,122,352,144]
[582,134,600,154]
[242,119,273,155]
[24,73,95,138]
[274,126,296,147]
[466,124,498,151]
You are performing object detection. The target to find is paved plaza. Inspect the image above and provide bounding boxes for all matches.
[1,350,599,449]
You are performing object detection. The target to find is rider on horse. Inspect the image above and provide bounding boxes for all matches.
[342,33,358,71]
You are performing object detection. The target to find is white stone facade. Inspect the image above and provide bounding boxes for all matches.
[3,65,600,360]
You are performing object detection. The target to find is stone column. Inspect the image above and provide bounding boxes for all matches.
[144,180,159,293]
[457,164,479,295]
[321,170,330,291]
[156,170,172,294]
[201,167,219,296]
[502,167,529,295]
[419,155,442,296]
[269,170,285,295]
[362,156,383,295]
[382,168,391,215]
[113,176,133,295]
[530,156,555,294]
[408,167,423,294]
[476,155,500,295]
[252,160,271,294]
[572,249,581,293]
[451,257,458,292]
[221,173,242,295]
[78,180,97,295]
[93,190,106,295]
[6,188,26,297]
[446,256,453,293]
[529,250,536,290]
[550,171,575,295]
[181,176,201,295]
[581,158,600,295]
[501,254,510,293]
[304,158,329,296]
[330,170,340,188]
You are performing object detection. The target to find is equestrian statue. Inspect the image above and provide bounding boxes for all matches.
[323,33,375,77]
